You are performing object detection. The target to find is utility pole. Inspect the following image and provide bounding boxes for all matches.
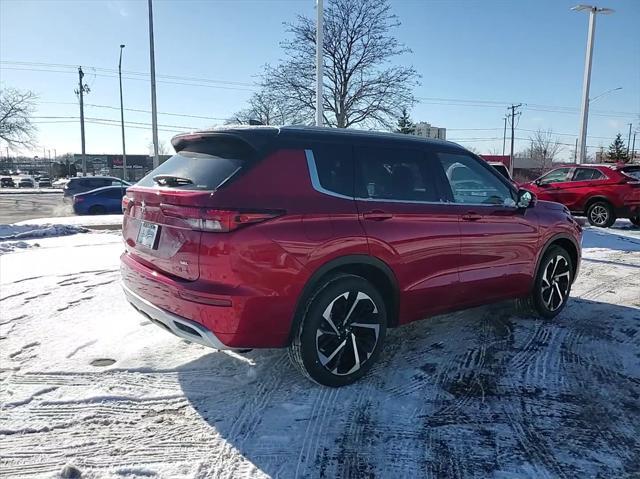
[627,123,632,156]
[119,44,128,181]
[572,4,614,164]
[507,104,522,176]
[632,132,636,162]
[315,0,324,127]
[75,66,90,176]
[502,115,507,156]
[148,0,159,168]
[574,138,578,162]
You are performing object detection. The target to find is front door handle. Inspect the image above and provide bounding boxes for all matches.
[462,212,482,221]
[363,210,393,221]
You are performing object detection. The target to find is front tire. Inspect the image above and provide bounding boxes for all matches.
[522,246,573,319]
[288,274,387,387]
[586,201,615,228]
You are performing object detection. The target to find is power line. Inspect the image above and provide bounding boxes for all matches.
[3,60,638,119]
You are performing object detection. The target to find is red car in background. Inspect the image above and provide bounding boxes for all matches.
[522,164,640,228]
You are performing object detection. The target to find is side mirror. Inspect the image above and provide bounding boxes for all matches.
[517,189,536,209]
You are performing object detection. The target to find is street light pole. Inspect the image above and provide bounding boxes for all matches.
[148,0,160,168]
[572,4,614,164]
[627,123,632,156]
[315,0,324,127]
[119,44,128,181]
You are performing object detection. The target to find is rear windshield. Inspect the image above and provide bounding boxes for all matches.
[621,166,640,180]
[136,151,244,190]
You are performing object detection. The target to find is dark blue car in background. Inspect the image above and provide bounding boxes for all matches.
[72,185,127,215]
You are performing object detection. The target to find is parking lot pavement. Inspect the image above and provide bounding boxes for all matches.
[0,226,639,478]
[0,193,72,224]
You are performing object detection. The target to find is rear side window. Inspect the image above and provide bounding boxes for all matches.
[310,143,354,197]
[621,166,640,180]
[136,137,253,190]
[573,168,605,181]
[355,147,439,202]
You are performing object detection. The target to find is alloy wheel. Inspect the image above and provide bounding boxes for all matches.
[541,255,571,312]
[589,205,609,226]
[316,291,381,376]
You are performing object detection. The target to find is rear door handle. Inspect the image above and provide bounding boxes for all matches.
[462,212,482,221]
[363,210,393,221]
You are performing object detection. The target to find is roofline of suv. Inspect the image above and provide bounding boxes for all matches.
[171,125,463,152]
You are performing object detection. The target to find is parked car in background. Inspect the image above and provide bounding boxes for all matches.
[17,177,35,188]
[1,177,16,188]
[121,126,582,387]
[64,176,130,200]
[488,162,512,181]
[52,178,70,189]
[522,164,640,227]
[38,177,52,188]
[72,185,128,215]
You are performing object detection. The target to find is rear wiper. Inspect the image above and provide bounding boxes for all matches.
[153,175,194,187]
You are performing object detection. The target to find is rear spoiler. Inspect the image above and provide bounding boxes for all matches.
[171,128,280,154]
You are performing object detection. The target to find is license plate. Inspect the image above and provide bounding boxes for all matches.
[137,221,159,249]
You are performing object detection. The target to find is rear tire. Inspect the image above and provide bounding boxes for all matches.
[288,274,387,387]
[520,246,573,319]
[586,201,615,228]
[88,205,106,215]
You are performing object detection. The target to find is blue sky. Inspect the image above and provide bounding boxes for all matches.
[1,0,638,160]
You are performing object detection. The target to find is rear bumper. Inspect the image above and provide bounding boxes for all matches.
[123,284,229,350]
[120,252,296,348]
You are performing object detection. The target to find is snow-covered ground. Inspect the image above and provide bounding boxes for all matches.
[1,223,639,478]
[14,215,123,230]
[0,188,62,195]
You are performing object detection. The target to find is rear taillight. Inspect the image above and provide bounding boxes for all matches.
[160,204,282,232]
[122,196,131,213]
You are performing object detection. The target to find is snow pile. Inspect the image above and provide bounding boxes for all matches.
[0,224,88,241]
[0,240,37,254]
[14,214,123,228]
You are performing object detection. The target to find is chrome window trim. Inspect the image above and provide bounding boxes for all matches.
[305,149,354,200]
[305,148,515,208]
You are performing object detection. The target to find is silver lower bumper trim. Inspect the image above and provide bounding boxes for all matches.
[123,284,229,350]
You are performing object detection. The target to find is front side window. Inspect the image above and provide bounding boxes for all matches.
[573,168,605,181]
[310,143,354,197]
[538,168,572,184]
[438,152,514,206]
[356,147,438,202]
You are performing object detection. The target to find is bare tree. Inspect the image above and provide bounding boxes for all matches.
[0,88,37,148]
[228,90,303,126]
[526,129,563,172]
[262,0,419,129]
[148,140,171,156]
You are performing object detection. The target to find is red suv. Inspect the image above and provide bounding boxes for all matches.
[121,127,582,386]
[522,164,640,228]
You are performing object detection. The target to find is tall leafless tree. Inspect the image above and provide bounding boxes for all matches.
[228,91,303,126]
[261,0,419,129]
[0,88,37,149]
[527,129,563,172]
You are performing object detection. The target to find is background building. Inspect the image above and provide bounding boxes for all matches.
[413,122,446,140]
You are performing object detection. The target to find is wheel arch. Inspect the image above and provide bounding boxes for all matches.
[584,195,613,213]
[534,234,580,285]
[288,255,400,345]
